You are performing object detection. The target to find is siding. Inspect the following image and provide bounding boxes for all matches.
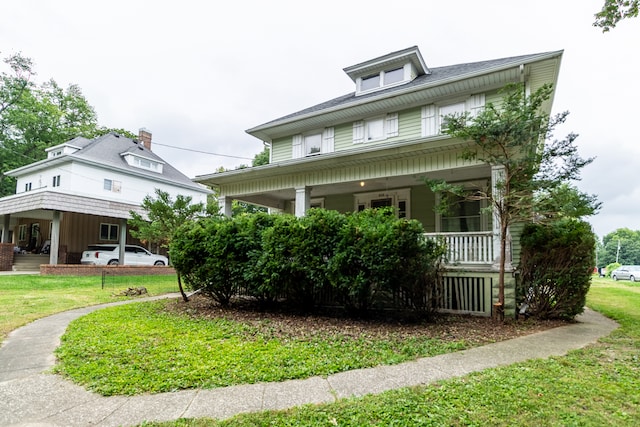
[271,136,292,163]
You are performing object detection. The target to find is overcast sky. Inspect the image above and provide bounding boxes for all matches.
[2,0,638,238]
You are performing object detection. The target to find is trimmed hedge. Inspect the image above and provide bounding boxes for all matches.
[518,218,596,320]
[170,209,445,318]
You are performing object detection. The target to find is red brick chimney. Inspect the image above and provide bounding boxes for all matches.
[138,128,152,151]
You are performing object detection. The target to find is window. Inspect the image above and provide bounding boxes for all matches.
[100,223,119,241]
[304,133,322,156]
[103,179,122,193]
[52,175,61,187]
[18,224,26,241]
[24,183,32,192]
[361,74,381,91]
[439,195,484,232]
[292,128,334,159]
[357,67,407,94]
[439,102,466,132]
[384,68,404,85]
[353,113,399,143]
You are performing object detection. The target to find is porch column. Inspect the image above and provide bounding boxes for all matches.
[49,211,61,265]
[119,218,127,265]
[491,165,512,271]
[294,186,311,218]
[2,215,10,243]
[219,196,233,217]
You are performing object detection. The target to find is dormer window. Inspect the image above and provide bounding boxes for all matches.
[344,46,430,96]
[122,152,164,173]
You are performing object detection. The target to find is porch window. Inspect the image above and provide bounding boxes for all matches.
[100,223,119,241]
[18,224,26,241]
[440,196,483,232]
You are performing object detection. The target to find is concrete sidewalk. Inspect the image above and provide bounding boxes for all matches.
[0,297,619,427]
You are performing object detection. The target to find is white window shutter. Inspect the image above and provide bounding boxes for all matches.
[421,105,436,137]
[292,134,303,159]
[353,121,364,143]
[322,127,335,153]
[386,113,399,137]
[467,94,485,118]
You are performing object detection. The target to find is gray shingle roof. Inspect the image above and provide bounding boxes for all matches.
[69,133,205,191]
[251,51,560,130]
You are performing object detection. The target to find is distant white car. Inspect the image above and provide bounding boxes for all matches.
[81,244,168,266]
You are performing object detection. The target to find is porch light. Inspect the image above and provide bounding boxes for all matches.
[360,181,365,187]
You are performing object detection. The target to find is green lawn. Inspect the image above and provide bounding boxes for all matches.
[0,274,178,342]
[138,277,639,426]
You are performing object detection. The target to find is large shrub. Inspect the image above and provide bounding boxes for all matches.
[518,218,596,320]
[255,209,346,310]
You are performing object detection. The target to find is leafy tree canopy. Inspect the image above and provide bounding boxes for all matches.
[1,52,133,196]
[599,228,640,266]
[594,0,639,31]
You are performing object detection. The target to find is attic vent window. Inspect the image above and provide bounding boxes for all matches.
[357,66,408,94]
[384,68,404,85]
[361,74,381,91]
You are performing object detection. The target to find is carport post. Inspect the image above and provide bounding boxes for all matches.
[49,211,61,265]
[119,218,127,265]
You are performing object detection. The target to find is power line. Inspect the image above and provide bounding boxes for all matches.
[150,141,253,160]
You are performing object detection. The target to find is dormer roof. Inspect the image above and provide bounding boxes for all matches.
[343,46,430,82]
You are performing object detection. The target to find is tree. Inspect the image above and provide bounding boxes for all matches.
[252,146,270,166]
[1,52,130,196]
[594,0,639,31]
[128,188,216,301]
[430,83,596,319]
[600,228,640,265]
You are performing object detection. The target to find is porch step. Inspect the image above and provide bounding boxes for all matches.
[12,254,49,272]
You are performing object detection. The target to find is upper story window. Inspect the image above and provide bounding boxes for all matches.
[104,178,122,193]
[24,182,32,192]
[52,175,61,187]
[353,113,399,144]
[292,128,335,159]
[421,94,486,137]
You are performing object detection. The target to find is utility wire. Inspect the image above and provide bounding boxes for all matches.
[151,141,253,160]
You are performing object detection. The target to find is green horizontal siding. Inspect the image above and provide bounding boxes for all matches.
[271,136,292,163]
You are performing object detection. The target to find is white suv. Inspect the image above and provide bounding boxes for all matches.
[81,244,168,266]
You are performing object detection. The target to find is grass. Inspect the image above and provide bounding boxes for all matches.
[0,274,178,342]
[138,277,639,426]
[53,300,467,395]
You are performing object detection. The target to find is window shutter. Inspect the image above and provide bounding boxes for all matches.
[292,134,303,159]
[386,113,399,137]
[353,121,364,143]
[421,105,436,137]
[322,127,335,153]
[467,94,485,118]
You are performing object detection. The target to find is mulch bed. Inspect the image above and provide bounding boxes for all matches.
[164,295,568,346]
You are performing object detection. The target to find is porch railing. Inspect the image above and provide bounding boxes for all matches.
[424,232,495,265]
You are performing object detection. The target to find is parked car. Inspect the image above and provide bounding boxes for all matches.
[81,244,168,266]
[610,265,640,282]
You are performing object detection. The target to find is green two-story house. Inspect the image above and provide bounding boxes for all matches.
[195,46,563,317]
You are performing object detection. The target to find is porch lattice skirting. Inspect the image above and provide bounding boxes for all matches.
[439,276,491,315]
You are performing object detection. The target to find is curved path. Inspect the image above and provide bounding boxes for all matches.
[0,296,619,427]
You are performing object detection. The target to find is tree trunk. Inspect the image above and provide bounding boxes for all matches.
[177,272,189,302]
[495,220,508,322]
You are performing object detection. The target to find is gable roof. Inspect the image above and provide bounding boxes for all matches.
[7,133,208,193]
[247,50,563,141]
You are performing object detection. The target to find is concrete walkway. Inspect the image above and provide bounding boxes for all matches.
[0,297,619,427]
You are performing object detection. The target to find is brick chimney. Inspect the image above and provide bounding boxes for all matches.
[138,128,152,151]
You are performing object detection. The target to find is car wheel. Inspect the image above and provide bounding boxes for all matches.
[613,275,618,281]
[108,260,119,265]
[154,260,165,266]
[631,275,636,282]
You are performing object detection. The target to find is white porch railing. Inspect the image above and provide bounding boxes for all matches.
[424,232,495,265]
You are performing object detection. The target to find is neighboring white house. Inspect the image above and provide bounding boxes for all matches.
[194,46,564,317]
[0,129,211,267]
